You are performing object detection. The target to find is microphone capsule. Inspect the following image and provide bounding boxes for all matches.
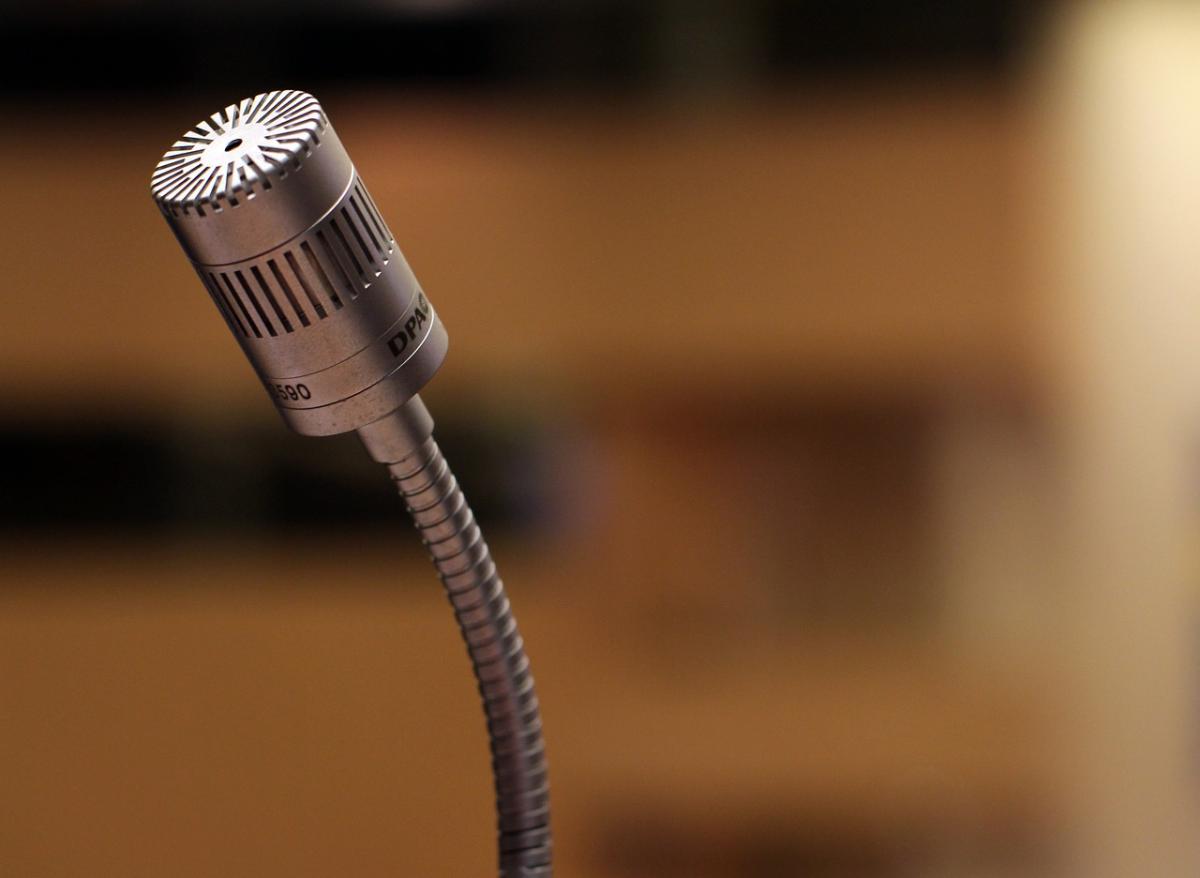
[151,90,448,436]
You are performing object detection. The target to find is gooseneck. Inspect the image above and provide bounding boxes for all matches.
[359,399,552,878]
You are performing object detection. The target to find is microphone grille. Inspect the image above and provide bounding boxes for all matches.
[151,90,328,218]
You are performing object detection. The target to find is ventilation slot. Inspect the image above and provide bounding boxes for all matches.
[313,228,359,299]
[354,182,395,251]
[283,251,329,319]
[340,205,380,276]
[329,218,367,283]
[218,272,262,338]
[250,265,293,333]
[203,271,249,337]
[300,239,344,310]
[267,258,311,328]
[233,270,277,337]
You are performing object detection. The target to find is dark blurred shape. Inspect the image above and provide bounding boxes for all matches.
[0,420,176,531]
[767,0,1025,76]
[0,414,562,540]
[2,1,1032,101]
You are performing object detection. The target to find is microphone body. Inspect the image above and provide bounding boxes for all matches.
[152,91,447,436]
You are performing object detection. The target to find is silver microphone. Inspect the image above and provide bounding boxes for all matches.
[151,89,551,878]
[152,89,447,436]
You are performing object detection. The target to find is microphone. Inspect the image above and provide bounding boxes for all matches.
[151,89,446,435]
[151,90,551,878]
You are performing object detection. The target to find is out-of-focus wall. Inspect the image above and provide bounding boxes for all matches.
[1,3,1196,878]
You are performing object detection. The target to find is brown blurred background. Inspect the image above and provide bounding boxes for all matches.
[1,2,1197,876]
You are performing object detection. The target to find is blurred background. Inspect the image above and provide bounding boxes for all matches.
[1,1,1198,876]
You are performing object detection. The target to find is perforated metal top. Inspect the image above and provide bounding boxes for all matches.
[151,90,328,217]
[150,90,355,267]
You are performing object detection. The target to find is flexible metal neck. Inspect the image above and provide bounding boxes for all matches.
[360,399,553,877]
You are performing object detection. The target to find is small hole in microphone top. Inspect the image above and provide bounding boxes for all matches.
[225,138,243,152]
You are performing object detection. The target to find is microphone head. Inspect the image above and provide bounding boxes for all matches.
[151,89,448,436]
